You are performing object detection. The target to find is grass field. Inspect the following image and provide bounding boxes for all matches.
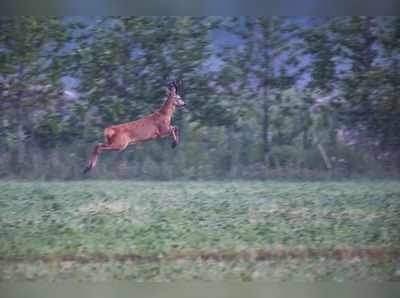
[1,180,400,281]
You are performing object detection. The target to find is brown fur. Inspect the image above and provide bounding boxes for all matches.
[83,84,184,173]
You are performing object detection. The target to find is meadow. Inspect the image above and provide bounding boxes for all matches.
[0,180,399,281]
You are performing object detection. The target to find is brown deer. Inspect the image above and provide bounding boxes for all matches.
[83,81,185,174]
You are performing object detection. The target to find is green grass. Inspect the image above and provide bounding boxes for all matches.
[1,180,400,281]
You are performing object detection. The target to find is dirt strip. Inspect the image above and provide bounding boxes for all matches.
[1,247,400,264]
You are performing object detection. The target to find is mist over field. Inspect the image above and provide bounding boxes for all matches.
[1,17,400,283]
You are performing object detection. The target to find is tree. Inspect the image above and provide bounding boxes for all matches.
[375,17,400,167]
[223,17,299,165]
[0,17,67,173]
[301,18,340,168]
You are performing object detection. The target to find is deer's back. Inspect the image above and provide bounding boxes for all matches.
[106,113,167,144]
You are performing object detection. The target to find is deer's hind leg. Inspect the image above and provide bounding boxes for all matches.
[83,141,129,174]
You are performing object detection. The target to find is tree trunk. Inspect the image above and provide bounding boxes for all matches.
[317,143,332,170]
[313,132,332,170]
[303,129,311,150]
[262,98,270,165]
[13,96,25,175]
[328,116,337,149]
[228,126,239,178]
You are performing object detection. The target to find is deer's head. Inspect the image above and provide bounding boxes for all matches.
[167,81,185,107]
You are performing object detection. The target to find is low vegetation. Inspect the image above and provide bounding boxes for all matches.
[1,180,399,281]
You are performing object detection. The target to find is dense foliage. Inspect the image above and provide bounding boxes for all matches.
[1,17,399,179]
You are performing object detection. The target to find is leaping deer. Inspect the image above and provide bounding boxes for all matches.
[83,81,185,174]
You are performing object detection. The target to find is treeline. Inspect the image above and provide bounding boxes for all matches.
[0,17,399,180]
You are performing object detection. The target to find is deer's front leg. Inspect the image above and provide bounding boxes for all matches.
[171,126,180,148]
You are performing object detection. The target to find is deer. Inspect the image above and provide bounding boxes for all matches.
[83,81,185,174]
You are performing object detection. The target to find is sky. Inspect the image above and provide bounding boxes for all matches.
[15,0,398,15]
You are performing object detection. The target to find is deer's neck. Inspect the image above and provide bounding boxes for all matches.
[159,98,176,121]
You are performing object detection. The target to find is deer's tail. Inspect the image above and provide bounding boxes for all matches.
[104,127,116,143]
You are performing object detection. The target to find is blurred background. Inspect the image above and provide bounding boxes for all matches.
[1,16,400,180]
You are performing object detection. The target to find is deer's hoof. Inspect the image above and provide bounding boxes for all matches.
[83,166,91,174]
